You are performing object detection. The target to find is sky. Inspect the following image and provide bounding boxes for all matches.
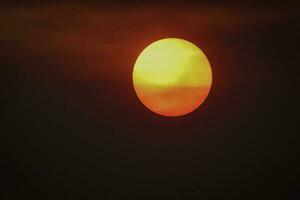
[1,1,299,199]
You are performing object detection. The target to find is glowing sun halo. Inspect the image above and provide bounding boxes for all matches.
[133,38,212,117]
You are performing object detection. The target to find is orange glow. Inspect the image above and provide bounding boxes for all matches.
[133,38,212,117]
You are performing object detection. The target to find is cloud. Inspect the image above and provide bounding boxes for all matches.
[0,3,297,82]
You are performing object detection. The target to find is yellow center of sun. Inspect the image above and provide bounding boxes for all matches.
[133,38,212,117]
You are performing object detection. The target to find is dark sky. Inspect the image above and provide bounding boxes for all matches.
[1,1,299,199]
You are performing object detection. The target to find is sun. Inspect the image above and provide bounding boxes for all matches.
[133,38,212,117]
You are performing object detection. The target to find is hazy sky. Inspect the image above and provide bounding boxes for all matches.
[1,1,299,199]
